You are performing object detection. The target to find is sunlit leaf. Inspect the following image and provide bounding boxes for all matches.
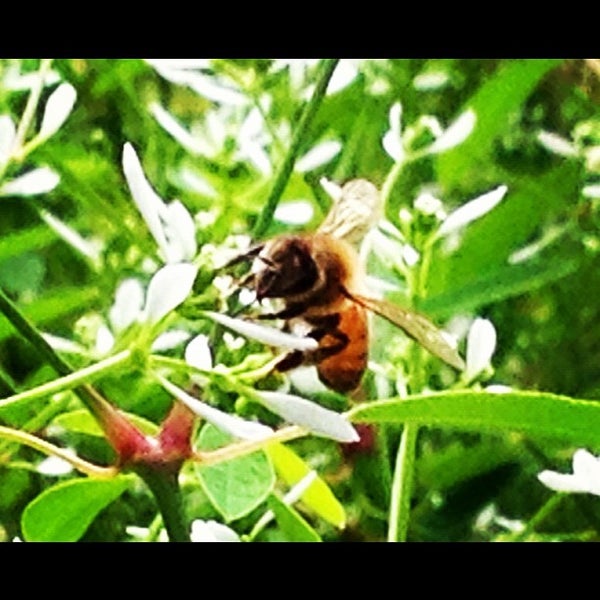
[195,424,275,522]
[21,477,131,542]
[267,493,322,542]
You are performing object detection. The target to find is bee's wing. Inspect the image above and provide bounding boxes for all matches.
[349,293,465,371]
[318,179,381,245]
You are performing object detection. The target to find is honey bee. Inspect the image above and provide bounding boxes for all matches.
[231,179,465,393]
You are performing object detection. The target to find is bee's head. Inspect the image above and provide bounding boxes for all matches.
[254,236,318,301]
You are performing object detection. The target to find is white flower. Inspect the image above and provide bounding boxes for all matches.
[413,71,450,91]
[274,200,314,225]
[254,390,359,443]
[122,142,197,264]
[185,334,213,371]
[427,109,476,154]
[382,102,404,162]
[537,130,578,157]
[538,449,600,496]
[156,374,273,441]
[149,102,206,156]
[201,311,318,352]
[436,185,508,239]
[465,318,497,382]
[295,140,341,173]
[0,166,60,196]
[38,83,77,142]
[36,454,75,476]
[190,519,241,542]
[142,263,198,325]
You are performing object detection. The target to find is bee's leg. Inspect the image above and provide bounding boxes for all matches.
[305,313,349,361]
[273,350,305,372]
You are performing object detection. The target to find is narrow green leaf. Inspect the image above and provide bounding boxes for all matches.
[349,390,600,449]
[421,252,580,319]
[21,476,131,542]
[266,442,346,529]
[195,424,275,522]
[267,493,322,542]
[437,59,563,188]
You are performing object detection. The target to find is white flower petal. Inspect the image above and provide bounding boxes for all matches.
[163,200,198,262]
[465,318,497,381]
[36,454,74,476]
[413,71,450,91]
[157,375,273,441]
[94,324,115,356]
[42,333,88,355]
[437,185,508,238]
[187,73,247,106]
[582,184,600,199]
[122,143,170,258]
[572,448,600,482]
[537,130,578,157]
[319,177,343,202]
[428,109,476,154]
[38,83,77,141]
[0,115,16,164]
[327,60,358,95]
[538,449,600,496]
[295,140,341,173]
[151,329,191,352]
[255,390,359,443]
[143,263,198,325]
[190,519,240,542]
[275,200,314,225]
[382,102,404,162]
[185,334,213,371]
[2,67,60,91]
[0,167,59,196]
[109,278,145,332]
[39,210,103,263]
[149,102,206,155]
[202,311,318,351]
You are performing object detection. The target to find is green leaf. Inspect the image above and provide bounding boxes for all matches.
[52,408,159,437]
[422,251,580,319]
[21,476,131,542]
[267,493,322,542]
[349,390,600,449]
[266,443,346,529]
[195,423,275,522]
[437,59,563,189]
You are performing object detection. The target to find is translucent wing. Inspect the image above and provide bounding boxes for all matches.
[318,179,381,245]
[349,292,465,371]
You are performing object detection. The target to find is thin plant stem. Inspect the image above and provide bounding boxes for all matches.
[0,349,132,411]
[252,59,339,239]
[504,493,564,542]
[0,425,118,478]
[193,425,306,466]
[387,422,419,541]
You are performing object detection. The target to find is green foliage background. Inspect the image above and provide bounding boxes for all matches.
[0,58,599,542]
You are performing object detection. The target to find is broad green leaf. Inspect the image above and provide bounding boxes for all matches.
[266,442,346,528]
[21,476,131,542]
[267,493,322,542]
[195,423,275,522]
[52,408,159,437]
[437,59,563,189]
[349,390,600,449]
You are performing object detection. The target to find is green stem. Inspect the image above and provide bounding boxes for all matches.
[0,350,131,411]
[252,59,339,239]
[504,493,564,542]
[387,423,419,541]
[132,465,190,542]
